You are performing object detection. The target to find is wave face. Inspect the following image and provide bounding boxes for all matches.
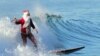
[46,14,100,56]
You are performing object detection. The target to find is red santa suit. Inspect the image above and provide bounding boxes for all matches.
[15,10,37,47]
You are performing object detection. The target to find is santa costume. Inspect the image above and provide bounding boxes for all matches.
[15,10,37,47]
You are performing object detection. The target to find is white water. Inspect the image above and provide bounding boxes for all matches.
[0,15,59,56]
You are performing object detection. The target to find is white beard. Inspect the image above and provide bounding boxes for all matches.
[22,14,30,28]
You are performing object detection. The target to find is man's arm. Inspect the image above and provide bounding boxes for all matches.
[30,19,35,29]
[30,19,38,33]
[12,18,21,24]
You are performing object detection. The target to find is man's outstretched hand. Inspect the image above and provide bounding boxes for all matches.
[11,17,17,23]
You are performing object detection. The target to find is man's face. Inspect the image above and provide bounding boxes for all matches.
[23,11,30,16]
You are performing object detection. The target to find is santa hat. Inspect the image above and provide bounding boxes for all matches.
[23,10,29,15]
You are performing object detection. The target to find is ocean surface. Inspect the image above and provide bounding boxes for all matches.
[0,0,100,56]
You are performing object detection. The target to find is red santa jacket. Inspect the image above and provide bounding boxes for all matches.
[15,18,35,33]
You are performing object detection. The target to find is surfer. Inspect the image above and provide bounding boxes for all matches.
[12,10,38,47]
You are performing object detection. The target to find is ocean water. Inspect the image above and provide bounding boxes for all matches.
[1,0,100,56]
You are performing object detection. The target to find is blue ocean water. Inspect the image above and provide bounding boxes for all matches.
[0,0,100,56]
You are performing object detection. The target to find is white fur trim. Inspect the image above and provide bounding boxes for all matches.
[22,14,30,28]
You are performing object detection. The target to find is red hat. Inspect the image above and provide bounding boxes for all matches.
[23,10,29,13]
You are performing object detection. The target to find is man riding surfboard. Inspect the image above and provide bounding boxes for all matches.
[13,10,38,48]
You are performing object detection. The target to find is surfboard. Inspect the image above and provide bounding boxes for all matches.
[49,46,85,55]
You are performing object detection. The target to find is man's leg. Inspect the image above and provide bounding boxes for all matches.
[28,33,37,48]
[21,33,27,47]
